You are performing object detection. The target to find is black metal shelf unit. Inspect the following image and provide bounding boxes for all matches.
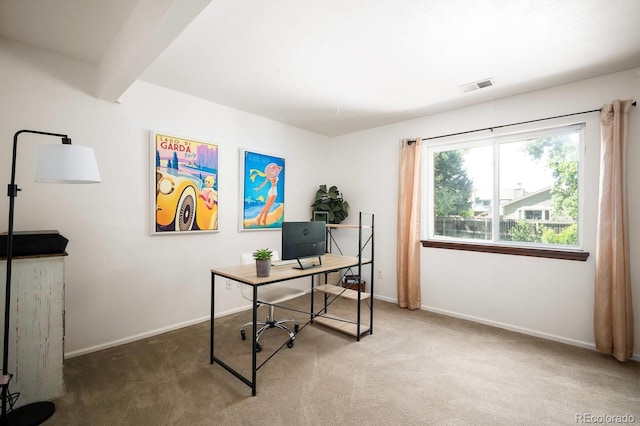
[312,212,374,340]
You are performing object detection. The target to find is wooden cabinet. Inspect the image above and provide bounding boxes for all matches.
[0,255,65,408]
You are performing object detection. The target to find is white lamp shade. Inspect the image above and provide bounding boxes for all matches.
[35,144,101,183]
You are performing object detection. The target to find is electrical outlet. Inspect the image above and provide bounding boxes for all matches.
[377,269,383,279]
[226,280,233,290]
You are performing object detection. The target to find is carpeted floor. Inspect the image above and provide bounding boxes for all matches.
[45,297,639,425]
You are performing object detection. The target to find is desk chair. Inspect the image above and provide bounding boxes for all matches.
[239,251,305,352]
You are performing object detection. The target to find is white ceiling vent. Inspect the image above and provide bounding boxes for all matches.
[459,78,495,93]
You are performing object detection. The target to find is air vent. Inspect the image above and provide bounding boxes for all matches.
[459,78,495,93]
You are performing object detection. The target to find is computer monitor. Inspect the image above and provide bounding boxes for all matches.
[281,221,326,269]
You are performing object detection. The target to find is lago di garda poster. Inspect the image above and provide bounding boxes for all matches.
[152,132,219,234]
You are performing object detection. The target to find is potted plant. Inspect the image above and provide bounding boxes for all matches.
[252,248,273,277]
[311,185,349,224]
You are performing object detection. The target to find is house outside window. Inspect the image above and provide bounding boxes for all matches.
[424,123,584,249]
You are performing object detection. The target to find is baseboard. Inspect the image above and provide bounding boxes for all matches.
[374,294,396,304]
[374,295,639,362]
[64,305,246,359]
[422,305,640,362]
[65,293,639,362]
[63,290,315,359]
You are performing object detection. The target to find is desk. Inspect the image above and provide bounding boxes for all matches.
[210,253,371,396]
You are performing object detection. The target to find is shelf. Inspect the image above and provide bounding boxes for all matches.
[315,211,374,341]
[313,316,371,337]
[314,284,370,300]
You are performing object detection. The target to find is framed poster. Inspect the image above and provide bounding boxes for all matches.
[241,149,285,231]
[151,132,219,235]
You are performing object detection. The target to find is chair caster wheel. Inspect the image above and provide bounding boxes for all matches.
[256,343,262,353]
[241,329,246,340]
[294,323,299,333]
[287,340,294,349]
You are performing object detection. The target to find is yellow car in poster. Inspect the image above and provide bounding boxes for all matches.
[155,170,218,231]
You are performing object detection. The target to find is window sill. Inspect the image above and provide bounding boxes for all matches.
[421,240,589,261]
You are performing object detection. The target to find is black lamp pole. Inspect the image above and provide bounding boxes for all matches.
[2,130,71,425]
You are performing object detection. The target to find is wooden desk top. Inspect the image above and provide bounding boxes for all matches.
[211,253,370,285]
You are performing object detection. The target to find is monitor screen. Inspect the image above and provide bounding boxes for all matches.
[281,221,326,264]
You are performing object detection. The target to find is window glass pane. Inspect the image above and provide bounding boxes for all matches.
[433,145,492,240]
[427,125,582,249]
[498,133,579,246]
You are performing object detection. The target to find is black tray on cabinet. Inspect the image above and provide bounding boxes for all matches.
[0,230,68,258]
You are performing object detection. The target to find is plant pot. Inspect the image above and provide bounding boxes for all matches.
[256,259,271,277]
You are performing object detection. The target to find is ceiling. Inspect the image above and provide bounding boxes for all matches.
[1,0,640,136]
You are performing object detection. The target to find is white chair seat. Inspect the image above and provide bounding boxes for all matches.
[256,285,305,305]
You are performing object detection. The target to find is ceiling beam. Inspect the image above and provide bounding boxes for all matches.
[95,0,212,102]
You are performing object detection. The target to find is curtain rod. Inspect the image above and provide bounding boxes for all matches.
[408,100,637,144]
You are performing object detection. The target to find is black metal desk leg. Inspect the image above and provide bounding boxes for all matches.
[310,275,315,323]
[370,275,374,335]
[251,285,258,396]
[210,272,215,364]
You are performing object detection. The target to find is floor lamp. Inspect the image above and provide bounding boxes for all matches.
[2,130,101,425]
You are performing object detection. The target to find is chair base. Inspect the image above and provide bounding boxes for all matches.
[241,317,299,352]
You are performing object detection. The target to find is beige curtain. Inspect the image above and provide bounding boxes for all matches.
[594,99,634,362]
[397,138,422,310]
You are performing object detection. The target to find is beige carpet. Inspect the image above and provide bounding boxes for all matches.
[46,298,638,425]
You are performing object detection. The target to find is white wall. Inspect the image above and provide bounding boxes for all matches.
[2,37,639,360]
[331,68,640,358]
[0,40,329,356]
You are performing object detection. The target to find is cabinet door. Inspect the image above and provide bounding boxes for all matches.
[0,256,65,407]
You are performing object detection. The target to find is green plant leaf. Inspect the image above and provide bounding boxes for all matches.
[252,248,273,260]
[311,184,349,224]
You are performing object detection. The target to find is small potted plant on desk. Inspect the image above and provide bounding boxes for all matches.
[253,248,273,277]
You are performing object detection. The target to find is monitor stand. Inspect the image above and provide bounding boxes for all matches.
[292,255,323,270]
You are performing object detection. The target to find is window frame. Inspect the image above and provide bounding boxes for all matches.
[421,122,589,261]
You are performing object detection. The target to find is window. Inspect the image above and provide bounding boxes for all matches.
[524,210,542,220]
[425,124,584,251]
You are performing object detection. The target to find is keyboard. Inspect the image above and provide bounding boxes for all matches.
[271,259,297,266]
